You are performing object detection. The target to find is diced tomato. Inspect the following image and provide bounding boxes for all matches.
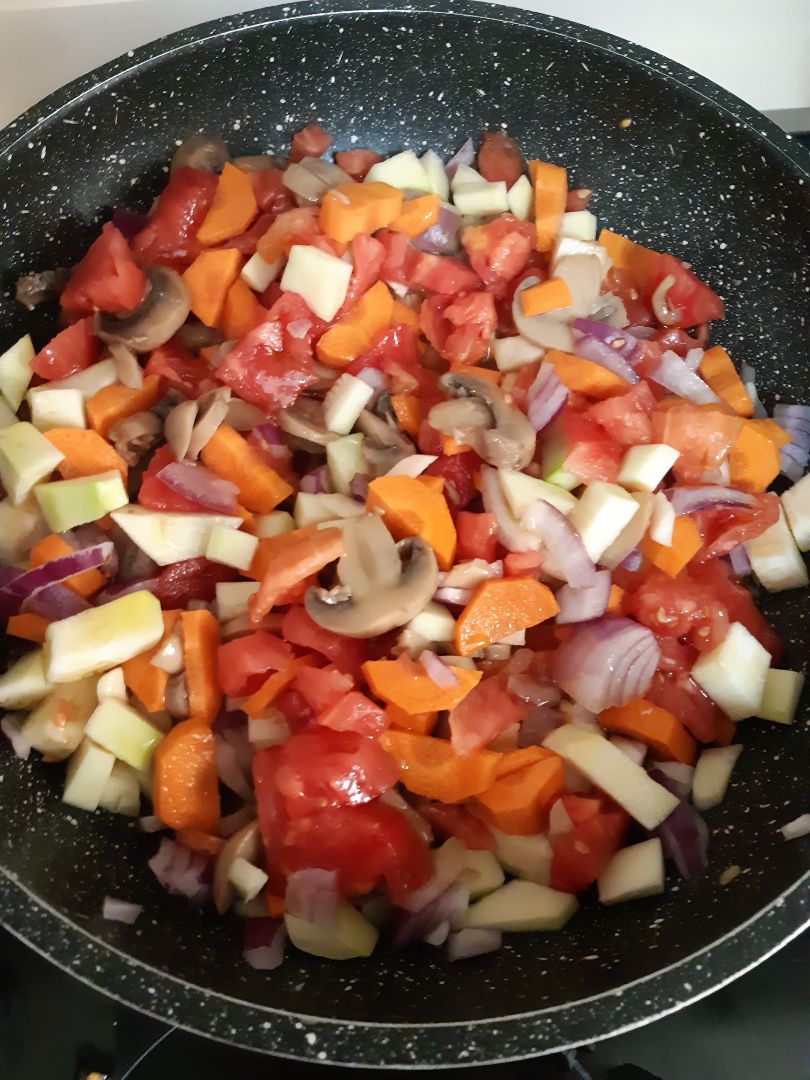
[693,492,780,560]
[339,233,386,314]
[152,556,238,609]
[215,318,318,413]
[131,167,217,267]
[625,566,730,652]
[552,410,622,484]
[506,359,542,412]
[586,381,656,447]
[551,796,628,893]
[603,267,654,328]
[378,230,480,296]
[317,691,388,736]
[646,670,725,744]
[420,291,496,365]
[292,663,354,715]
[250,170,295,215]
[32,317,100,380]
[688,558,783,660]
[413,798,496,852]
[461,215,535,297]
[281,800,431,901]
[274,686,314,732]
[275,728,399,816]
[651,326,705,359]
[352,323,441,403]
[643,253,725,328]
[281,605,367,681]
[289,123,332,163]
[252,745,288,892]
[424,451,481,511]
[651,404,741,484]
[139,446,205,512]
[477,131,526,187]
[215,211,275,256]
[449,675,528,755]
[60,223,146,316]
[504,551,544,578]
[144,340,214,398]
[216,632,295,698]
[334,149,384,181]
[456,511,498,562]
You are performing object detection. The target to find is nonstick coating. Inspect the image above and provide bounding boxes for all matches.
[1,0,810,1068]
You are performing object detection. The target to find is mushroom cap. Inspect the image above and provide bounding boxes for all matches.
[171,133,230,174]
[305,535,438,638]
[213,820,261,915]
[96,267,191,353]
[434,372,536,470]
[278,397,338,448]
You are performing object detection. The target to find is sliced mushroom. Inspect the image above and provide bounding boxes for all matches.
[171,133,230,174]
[174,319,226,354]
[108,342,143,389]
[306,532,438,638]
[186,387,231,459]
[96,267,190,353]
[355,406,415,473]
[278,397,338,447]
[164,399,198,461]
[233,154,284,173]
[108,411,161,467]
[213,819,261,915]
[431,372,536,470]
[15,268,70,309]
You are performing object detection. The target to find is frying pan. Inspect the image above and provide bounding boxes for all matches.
[1,0,809,1068]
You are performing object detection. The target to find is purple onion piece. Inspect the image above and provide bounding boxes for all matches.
[667,485,755,515]
[572,319,643,364]
[243,918,286,970]
[571,335,639,384]
[552,618,660,714]
[447,927,502,961]
[349,473,370,502]
[392,882,470,950]
[0,541,117,620]
[555,570,611,625]
[412,205,462,255]
[649,350,720,405]
[285,868,340,925]
[521,499,596,588]
[728,544,752,578]
[299,465,332,495]
[650,769,709,881]
[111,209,149,240]
[156,460,239,513]
[444,138,475,179]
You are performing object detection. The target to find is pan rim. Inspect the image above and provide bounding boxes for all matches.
[2,0,809,1065]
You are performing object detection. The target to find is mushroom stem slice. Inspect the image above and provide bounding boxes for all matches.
[96,267,191,353]
[306,536,439,639]
[337,514,401,597]
[435,372,536,471]
[213,819,261,915]
[278,398,338,447]
[171,133,230,174]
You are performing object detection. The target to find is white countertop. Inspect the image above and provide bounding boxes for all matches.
[0,0,808,129]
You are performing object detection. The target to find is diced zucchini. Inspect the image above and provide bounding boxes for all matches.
[228,856,269,902]
[464,879,578,932]
[617,444,680,494]
[0,649,51,709]
[110,506,241,566]
[599,492,655,569]
[419,150,450,201]
[241,251,281,292]
[0,496,48,564]
[552,237,611,277]
[28,387,86,432]
[85,697,164,770]
[453,180,509,216]
[285,902,379,960]
[406,601,456,645]
[215,581,260,622]
[0,334,34,411]
[326,432,367,495]
[29,358,117,399]
[97,667,127,703]
[506,175,533,220]
[597,838,665,905]
[98,760,141,816]
[280,245,352,322]
[781,473,810,551]
[459,850,505,900]
[499,467,577,519]
[254,510,295,539]
[205,524,258,572]
[36,470,128,532]
[62,738,116,811]
[567,481,640,562]
[21,677,97,760]
[492,335,544,373]
[0,396,16,429]
[692,745,743,811]
[691,621,770,721]
[366,150,432,193]
[744,507,809,592]
[755,667,805,725]
[490,827,553,884]
[561,210,597,242]
[294,492,365,528]
[0,422,64,504]
[323,374,374,435]
[451,164,485,191]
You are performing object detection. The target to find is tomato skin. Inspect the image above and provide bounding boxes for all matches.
[477,131,526,187]
[215,211,275,256]
[413,798,497,852]
[131,167,217,267]
[281,800,432,901]
[152,556,238,608]
[553,410,623,484]
[317,691,389,736]
[275,686,314,732]
[275,728,400,816]
[586,381,656,447]
[626,566,730,652]
[32,316,100,380]
[689,558,783,660]
[420,291,496,364]
[215,318,318,413]
[144,341,214,398]
[456,511,498,562]
[424,451,481,511]
[334,149,384,181]
[216,632,295,697]
[652,326,704,359]
[339,233,386,314]
[604,267,654,328]
[449,675,527,755]
[461,215,535,297]
[60,223,146,316]
[551,797,628,893]
[693,492,780,560]
[289,123,332,163]
[292,664,354,715]
[646,670,725,744]
[253,746,288,893]
[250,171,295,215]
[651,404,741,484]
[378,230,481,296]
[281,606,367,682]
[644,253,725,328]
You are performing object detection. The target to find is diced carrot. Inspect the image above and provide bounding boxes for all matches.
[600,698,697,765]
[384,703,437,736]
[449,363,500,386]
[607,583,625,615]
[728,420,781,493]
[44,428,128,482]
[439,433,471,456]
[29,534,105,598]
[364,655,482,715]
[528,160,567,252]
[200,424,293,513]
[249,527,344,623]
[519,277,572,317]
[175,828,226,858]
[153,718,220,832]
[475,755,564,834]
[598,229,660,287]
[454,578,560,656]
[243,654,319,719]
[256,207,319,263]
[320,182,403,244]
[367,475,457,570]
[196,162,258,247]
[265,892,286,917]
[640,515,702,577]
[389,194,441,237]
[418,475,445,494]
[235,503,257,533]
[316,281,394,368]
[390,394,422,438]
[86,376,161,438]
[699,346,754,418]
[495,745,554,778]
[220,277,265,340]
[183,248,243,327]
[379,730,501,803]
[391,300,420,329]
[6,613,50,644]
[122,611,182,713]
[546,348,629,399]
[749,418,792,448]
[181,609,222,726]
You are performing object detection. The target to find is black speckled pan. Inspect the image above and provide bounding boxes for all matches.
[1,0,809,1068]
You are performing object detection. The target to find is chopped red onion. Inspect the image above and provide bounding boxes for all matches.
[157,461,239,513]
[424,920,451,946]
[649,492,675,546]
[521,499,596,588]
[480,466,540,553]
[562,701,600,730]
[684,347,704,374]
[412,205,462,255]
[571,335,639,385]
[26,583,91,620]
[445,138,475,178]
[654,761,694,796]
[518,706,564,746]
[433,586,474,607]
[354,367,389,394]
[254,422,285,447]
[420,650,460,688]
[548,797,574,840]
[553,618,660,713]
[243,918,286,970]
[349,473,370,502]
[507,673,562,707]
[668,485,755,515]
[572,319,642,364]
[780,814,810,841]
[649,350,721,405]
[139,815,164,833]
[555,569,611,625]
[299,465,332,495]
[97,576,160,604]
[285,868,340,924]
[650,768,708,880]
[728,544,752,578]
[626,324,657,340]
[111,209,149,240]
[447,927,502,961]
[287,319,312,340]
[399,838,467,914]
[527,366,569,432]
[774,404,810,480]
[386,454,437,478]
[740,362,767,419]
[393,881,470,949]
[102,896,143,925]
[148,838,209,901]
[1,714,31,760]
[621,547,643,572]
[0,542,116,619]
